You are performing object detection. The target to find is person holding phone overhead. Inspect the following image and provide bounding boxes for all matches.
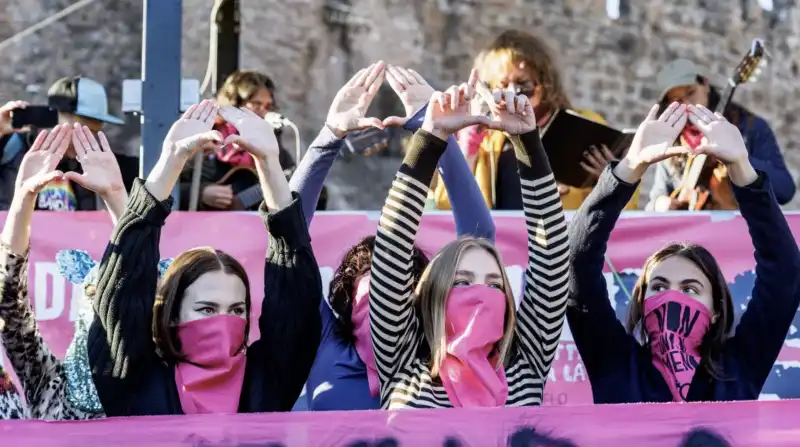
[567,102,800,403]
[87,100,322,416]
[369,70,569,409]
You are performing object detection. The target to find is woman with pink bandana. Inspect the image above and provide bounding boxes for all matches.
[567,102,800,403]
[293,62,496,410]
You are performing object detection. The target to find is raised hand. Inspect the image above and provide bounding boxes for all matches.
[218,106,280,161]
[688,104,756,186]
[687,105,748,165]
[626,102,690,166]
[421,70,485,139]
[146,100,222,201]
[65,124,125,197]
[162,99,222,160]
[325,61,385,137]
[481,85,538,136]
[381,65,435,127]
[14,124,71,195]
[0,101,30,135]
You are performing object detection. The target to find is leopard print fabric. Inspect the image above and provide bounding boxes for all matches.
[0,367,25,419]
[0,246,102,420]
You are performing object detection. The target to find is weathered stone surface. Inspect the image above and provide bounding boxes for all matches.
[0,0,797,209]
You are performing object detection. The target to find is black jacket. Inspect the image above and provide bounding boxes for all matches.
[87,179,322,415]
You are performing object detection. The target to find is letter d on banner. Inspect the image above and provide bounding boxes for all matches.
[34,262,66,321]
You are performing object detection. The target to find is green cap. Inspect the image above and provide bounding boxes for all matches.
[656,59,702,101]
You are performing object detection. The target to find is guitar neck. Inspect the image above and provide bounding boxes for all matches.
[715,79,738,115]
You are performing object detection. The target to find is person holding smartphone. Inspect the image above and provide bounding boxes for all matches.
[0,76,126,212]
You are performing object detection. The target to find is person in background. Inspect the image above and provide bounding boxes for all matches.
[646,59,795,211]
[432,30,640,211]
[568,102,800,403]
[291,62,495,411]
[87,100,321,416]
[369,72,569,409]
[0,123,127,420]
[0,77,126,211]
[179,70,300,211]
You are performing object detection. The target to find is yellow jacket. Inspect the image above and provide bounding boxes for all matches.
[432,109,641,211]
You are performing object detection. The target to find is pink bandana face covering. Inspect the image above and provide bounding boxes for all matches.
[350,274,380,397]
[456,126,488,158]
[439,284,509,407]
[644,290,712,402]
[174,314,248,414]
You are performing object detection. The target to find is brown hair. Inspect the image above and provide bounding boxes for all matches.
[216,70,277,109]
[328,235,429,343]
[413,237,516,378]
[477,30,572,113]
[152,247,251,363]
[625,243,734,378]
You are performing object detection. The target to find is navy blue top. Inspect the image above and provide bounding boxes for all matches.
[567,163,800,403]
[291,106,496,411]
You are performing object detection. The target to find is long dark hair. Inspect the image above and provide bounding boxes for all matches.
[625,243,734,378]
[328,235,429,343]
[152,247,252,363]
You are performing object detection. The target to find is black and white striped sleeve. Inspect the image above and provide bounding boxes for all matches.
[508,130,570,401]
[369,130,447,391]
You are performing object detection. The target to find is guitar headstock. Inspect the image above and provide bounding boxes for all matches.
[343,127,390,157]
[730,38,769,86]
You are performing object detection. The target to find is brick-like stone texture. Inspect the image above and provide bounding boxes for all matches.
[0,0,797,209]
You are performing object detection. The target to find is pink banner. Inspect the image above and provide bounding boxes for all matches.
[1,211,800,406]
[0,399,797,446]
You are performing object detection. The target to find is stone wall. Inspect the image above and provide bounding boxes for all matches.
[1,0,797,209]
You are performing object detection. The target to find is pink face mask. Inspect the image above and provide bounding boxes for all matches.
[644,290,712,402]
[456,126,487,158]
[174,314,248,414]
[439,284,509,407]
[351,275,380,396]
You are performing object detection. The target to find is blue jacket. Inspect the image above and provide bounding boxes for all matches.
[568,163,800,403]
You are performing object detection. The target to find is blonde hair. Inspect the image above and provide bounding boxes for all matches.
[413,237,517,377]
[476,30,572,112]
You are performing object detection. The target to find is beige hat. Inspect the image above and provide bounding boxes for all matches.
[656,59,703,101]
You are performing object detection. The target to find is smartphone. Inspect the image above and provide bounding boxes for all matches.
[11,106,59,129]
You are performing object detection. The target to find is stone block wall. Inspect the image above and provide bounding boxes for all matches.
[1,0,797,209]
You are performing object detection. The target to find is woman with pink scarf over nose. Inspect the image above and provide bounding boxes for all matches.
[87,101,322,416]
[292,63,495,411]
[369,72,570,409]
[567,103,800,403]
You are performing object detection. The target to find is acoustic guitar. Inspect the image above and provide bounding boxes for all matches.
[204,128,390,211]
[671,39,768,210]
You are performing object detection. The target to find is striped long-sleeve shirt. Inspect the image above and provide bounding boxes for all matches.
[368,128,569,409]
